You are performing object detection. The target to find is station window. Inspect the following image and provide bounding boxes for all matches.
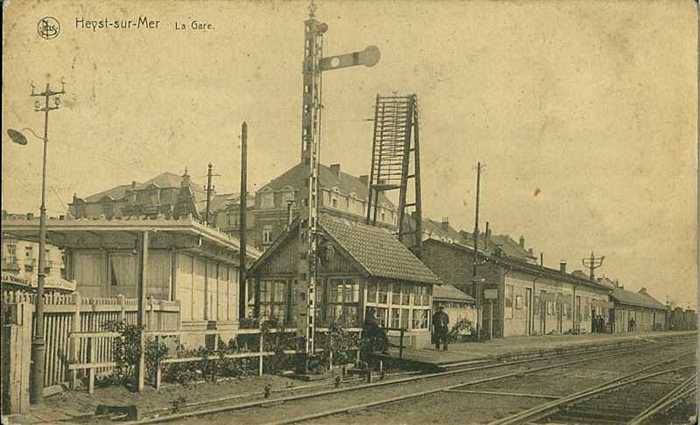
[391,308,401,328]
[367,282,377,303]
[377,285,388,304]
[325,278,360,326]
[259,280,289,323]
[391,283,401,305]
[412,309,430,329]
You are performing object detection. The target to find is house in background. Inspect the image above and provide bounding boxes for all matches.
[248,214,441,348]
[252,162,398,251]
[68,170,234,224]
[212,193,256,239]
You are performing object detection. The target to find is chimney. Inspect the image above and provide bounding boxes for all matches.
[330,163,341,177]
[639,287,648,295]
[181,169,191,187]
[131,181,137,189]
[519,235,525,248]
[441,217,449,231]
[559,260,567,273]
[359,175,369,187]
[485,222,491,240]
[540,252,544,267]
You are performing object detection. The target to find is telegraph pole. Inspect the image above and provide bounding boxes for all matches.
[582,251,605,280]
[239,122,248,320]
[296,1,380,371]
[472,161,482,341]
[30,79,65,404]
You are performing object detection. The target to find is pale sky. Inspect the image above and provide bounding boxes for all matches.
[2,0,697,307]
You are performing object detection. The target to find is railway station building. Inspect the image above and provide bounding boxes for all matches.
[248,214,441,348]
[421,239,612,338]
[609,286,667,332]
[1,214,260,347]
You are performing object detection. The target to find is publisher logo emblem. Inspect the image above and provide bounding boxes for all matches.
[38,17,60,40]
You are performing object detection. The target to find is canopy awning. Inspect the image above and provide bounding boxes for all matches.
[1,215,261,265]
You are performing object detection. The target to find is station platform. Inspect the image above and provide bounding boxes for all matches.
[383,331,696,368]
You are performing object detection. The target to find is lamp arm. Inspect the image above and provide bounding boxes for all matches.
[21,127,45,141]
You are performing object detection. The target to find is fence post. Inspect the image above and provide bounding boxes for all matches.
[88,336,95,394]
[258,330,264,376]
[148,297,155,331]
[154,335,161,391]
[328,332,333,371]
[118,294,125,322]
[69,293,82,389]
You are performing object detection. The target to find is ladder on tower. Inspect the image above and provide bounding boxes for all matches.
[366,94,423,257]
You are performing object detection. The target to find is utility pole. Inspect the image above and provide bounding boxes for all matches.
[204,163,220,226]
[30,79,65,404]
[296,1,380,371]
[582,251,605,280]
[472,161,482,341]
[239,123,248,320]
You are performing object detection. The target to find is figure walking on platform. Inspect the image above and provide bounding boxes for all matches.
[432,306,450,351]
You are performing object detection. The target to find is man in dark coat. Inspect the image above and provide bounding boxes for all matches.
[364,308,388,353]
[432,306,450,351]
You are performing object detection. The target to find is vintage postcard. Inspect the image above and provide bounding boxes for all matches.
[1,1,697,424]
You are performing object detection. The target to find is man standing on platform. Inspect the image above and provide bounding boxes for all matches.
[432,306,450,351]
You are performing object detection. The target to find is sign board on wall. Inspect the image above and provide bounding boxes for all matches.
[484,289,498,300]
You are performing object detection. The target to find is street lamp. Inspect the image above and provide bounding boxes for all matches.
[6,78,65,405]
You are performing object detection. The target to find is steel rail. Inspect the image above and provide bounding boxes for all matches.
[127,334,695,424]
[627,374,697,425]
[488,360,696,425]
[263,351,695,425]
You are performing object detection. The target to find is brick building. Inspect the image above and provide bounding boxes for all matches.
[421,238,611,338]
[252,162,397,251]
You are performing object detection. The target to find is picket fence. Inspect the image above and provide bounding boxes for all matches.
[1,289,180,388]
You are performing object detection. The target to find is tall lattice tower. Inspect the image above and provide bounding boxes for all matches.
[365,94,423,257]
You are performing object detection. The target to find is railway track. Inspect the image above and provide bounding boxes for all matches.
[128,333,695,424]
[488,353,696,425]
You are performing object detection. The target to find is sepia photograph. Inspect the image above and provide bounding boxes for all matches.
[1,1,698,424]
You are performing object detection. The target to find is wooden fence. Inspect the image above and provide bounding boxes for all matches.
[70,327,363,393]
[1,289,180,388]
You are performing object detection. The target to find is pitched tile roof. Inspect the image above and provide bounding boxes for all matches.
[261,162,394,209]
[434,283,475,303]
[422,218,463,242]
[320,215,440,285]
[611,287,666,310]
